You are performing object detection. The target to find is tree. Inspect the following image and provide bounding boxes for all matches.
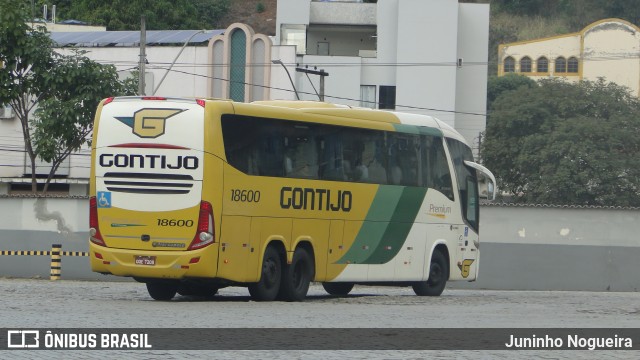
[482,78,640,206]
[0,0,135,193]
[32,50,136,192]
[487,74,536,111]
[51,0,230,30]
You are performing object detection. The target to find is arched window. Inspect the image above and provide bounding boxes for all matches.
[229,29,247,102]
[567,57,579,73]
[536,57,548,73]
[555,57,567,73]
[504,56,515,73]
[520,57,532,73]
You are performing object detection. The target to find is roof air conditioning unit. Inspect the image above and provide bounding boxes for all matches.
[0,105,14,119]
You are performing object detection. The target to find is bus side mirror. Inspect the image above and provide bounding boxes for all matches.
[464,160,497,201]
[477,175,495,201]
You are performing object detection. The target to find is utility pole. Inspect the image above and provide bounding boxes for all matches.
[138,16,146,95]
[296,67,329,101]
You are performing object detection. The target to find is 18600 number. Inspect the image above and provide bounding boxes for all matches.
[230,189,260,202]
[157,219,194,227]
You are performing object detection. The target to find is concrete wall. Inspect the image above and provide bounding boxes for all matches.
[453,205,640,292]
[1,197,638,291]
[0,196,98,280]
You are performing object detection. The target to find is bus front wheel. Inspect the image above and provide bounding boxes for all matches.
[248,246,282,301]
[279,247,314,302]
[322,282,354,296]
[412,250,448,296]
[146,281,178,301]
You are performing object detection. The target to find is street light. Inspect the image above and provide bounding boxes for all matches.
[272,59,300,100]
[152,30,208,95]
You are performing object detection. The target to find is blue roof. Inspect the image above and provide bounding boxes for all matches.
[50,29,224,47]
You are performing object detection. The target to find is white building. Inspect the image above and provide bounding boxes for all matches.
[208,0,489,151]
[272,0,490,152]
[498,18,640,97]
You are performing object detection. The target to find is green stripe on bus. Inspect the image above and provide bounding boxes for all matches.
[336,185,427,265]
[363,186,427,264]
[363,185,404,221]
[336,185,403,264]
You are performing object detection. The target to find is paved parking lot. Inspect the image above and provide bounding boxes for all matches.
[0,278,637,358]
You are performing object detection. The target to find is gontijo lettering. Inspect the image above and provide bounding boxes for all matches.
[99,154,198,170]
[280,186,352,212]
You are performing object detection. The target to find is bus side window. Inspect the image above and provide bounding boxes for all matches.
[385,133,422,187]
[283,123,319,179]
[423,135,454,200]
[222,115,261,175]
[258,135,285,177]
[318,131,344,181]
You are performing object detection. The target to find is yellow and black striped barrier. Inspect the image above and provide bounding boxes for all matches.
[0,244,89,280]
[50,244,61,280]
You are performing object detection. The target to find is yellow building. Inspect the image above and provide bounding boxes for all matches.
[498,18,640,96]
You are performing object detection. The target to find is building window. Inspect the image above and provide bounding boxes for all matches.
[567,57,579,73]
[281,24,307,55]
[379,86,396,110]
[360,85,376,109]
[536,57,548,73]
[229,29,247,102]
[555,57,566,73]
[504,56,515,73]
[520,56,532,73]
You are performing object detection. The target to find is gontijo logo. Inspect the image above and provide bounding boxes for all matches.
[116,108,185,138]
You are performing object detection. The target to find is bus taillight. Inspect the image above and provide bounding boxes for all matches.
[188,201,215,250]
[89,196,106,247]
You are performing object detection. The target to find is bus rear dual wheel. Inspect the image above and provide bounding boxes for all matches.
[248,246,314,302]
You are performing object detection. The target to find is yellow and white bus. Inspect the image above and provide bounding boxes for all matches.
[89,96,496,301]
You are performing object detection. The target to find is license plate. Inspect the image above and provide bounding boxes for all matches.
[135,256,156,266]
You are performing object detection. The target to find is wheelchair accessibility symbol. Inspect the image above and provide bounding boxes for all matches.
[97,191,111,208]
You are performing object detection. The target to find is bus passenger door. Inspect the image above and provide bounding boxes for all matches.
[325,220,345,282]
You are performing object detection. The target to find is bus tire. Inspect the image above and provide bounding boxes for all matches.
[322,282,354,296]
[412,249,448,296]
[248,246,282,301]
[146,281,178,301]
[177,283,218,298]
[279,247,314,302]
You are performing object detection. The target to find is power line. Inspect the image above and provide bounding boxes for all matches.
[161,67,489,117]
